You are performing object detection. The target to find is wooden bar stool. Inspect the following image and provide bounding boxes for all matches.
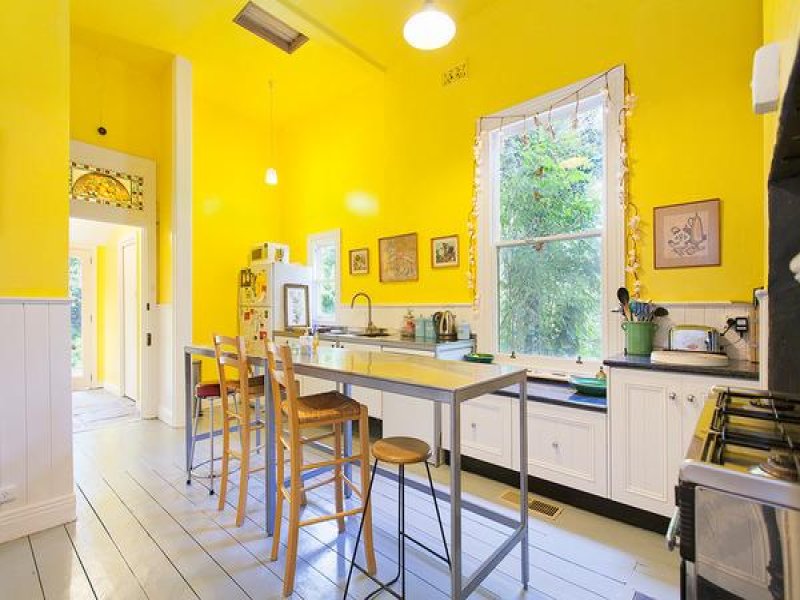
[266,343,376,597]
[344,437,451,599]
[213,334,266,526]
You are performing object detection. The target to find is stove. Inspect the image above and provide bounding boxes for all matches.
[668,386,800,600]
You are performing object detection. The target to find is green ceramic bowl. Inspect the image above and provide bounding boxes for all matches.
[464,353,495,364]
[569,376,608,397]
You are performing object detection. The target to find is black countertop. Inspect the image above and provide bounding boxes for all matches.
[603,354,759,381]
[494,378,607,412]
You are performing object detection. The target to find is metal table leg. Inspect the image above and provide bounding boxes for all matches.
[449,398,462,599]
[519,374,529,589]
[184,350,193,481]
[343,382,353,500]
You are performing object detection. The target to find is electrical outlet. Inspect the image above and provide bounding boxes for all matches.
[735,317,749,333]
[0,485,17,505]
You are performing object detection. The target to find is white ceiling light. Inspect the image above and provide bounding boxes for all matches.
[403,1,456,51]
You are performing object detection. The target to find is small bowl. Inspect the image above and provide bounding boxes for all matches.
[569,376,607,397]
[464,353,495,364]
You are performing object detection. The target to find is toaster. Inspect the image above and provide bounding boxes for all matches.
[669,325,721,353]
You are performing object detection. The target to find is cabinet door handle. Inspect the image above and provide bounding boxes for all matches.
[669,392,678,401]
[551,441,559,449]
[471,422,477,429]
[686,394,695,403]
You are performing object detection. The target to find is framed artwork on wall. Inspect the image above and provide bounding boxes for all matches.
[378,233,418,282]
[284,284,310,329]
[653,198,721,269]
[349,248,369,275]
[431,234,459,268]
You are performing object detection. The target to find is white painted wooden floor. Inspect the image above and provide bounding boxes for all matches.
[1,417,679,599]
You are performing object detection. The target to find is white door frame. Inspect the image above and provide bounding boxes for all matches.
[119,234,139,402]
[69,246,97,390]
[69,141,158,419]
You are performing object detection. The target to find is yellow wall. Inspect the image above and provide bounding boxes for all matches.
[191,94,284,343]
[282,0,764,304]
[0,1,70,297]
[70,30,174,304]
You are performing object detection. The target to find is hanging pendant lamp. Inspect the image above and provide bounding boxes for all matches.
[403,0,456,50]
[265,80,278,186]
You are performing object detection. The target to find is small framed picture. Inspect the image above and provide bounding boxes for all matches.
[283,284,310,329]
[654,199,721,269]
[431,235,460,269]
[349,248,369,275]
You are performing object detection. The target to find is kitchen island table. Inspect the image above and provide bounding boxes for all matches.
[184,344,529,599]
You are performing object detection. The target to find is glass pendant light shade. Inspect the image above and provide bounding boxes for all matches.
[265,167,278,186]
[403,1,456,50]
[265,80,278,186]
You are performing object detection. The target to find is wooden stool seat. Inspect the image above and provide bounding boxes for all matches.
[372,436,431,465]
[285,391,362,425]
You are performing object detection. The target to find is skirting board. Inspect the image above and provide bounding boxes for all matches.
[102,382,122,397]
[0,493,76,544]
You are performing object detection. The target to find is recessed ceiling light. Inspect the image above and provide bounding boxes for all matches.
[403,1,456,51]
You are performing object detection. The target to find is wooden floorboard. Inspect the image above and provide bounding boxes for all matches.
[29,525,96,600]
[0,417,677,599]
[0,535,45,599]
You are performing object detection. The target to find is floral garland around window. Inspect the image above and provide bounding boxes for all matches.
[466,68,642,311]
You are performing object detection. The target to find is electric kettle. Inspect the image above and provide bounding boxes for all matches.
[432,310,457,340]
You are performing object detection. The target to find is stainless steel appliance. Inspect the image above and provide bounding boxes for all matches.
[669,325,722,353]
[432,310,456,340]
[667,386,800,599]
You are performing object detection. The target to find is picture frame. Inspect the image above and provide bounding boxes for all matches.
[349,248,369,275]
[378,233,418,282]
[431,234,460,268]
[283,284,310,329]
[653,198,721,269]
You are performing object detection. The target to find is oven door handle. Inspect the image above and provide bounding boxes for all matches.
[666,508,680,551]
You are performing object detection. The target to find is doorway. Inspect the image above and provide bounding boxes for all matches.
[69,218,142,431]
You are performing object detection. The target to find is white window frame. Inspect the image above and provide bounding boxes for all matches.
[477,66,625,378]
[307,229,341,326]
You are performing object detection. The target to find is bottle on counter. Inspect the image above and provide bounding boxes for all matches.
[457,322,471,341]
[299,328,314,356]
[401,309,416,339]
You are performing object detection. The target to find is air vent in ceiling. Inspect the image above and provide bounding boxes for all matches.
[233,1,309,54]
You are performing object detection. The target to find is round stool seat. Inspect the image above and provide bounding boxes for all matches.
[372,436,430,465]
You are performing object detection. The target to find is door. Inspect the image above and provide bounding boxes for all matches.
[121,238,139,401]
[609,368,681,516]
[69,249,95,390]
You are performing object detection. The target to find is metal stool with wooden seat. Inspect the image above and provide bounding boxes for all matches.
[213,334,266,526]
[266,343,376,597]
[344,436,451,599]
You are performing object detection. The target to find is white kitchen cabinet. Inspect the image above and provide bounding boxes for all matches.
[512,400,608,496]
[337,341,382,418]
[442,394,514,468]
[609,367,753,516]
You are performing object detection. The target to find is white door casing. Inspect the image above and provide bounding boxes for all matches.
[121,237,139,401]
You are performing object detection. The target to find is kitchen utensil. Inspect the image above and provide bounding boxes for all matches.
[652,306,669,320]
[464,353,494,364]
[617,287,632,320]
[569,376,607,397]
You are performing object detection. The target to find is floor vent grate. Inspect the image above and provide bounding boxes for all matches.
[500,490,564,521]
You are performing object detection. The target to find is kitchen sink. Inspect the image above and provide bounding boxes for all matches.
[354,331,391,337]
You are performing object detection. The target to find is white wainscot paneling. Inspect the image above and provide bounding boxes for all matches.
[0,299,75,544]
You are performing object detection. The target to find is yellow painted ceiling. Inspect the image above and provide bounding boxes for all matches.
[70,0,492,125]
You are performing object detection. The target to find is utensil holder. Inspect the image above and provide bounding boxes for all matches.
[622,321,657,356]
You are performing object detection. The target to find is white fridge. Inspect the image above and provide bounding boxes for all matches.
[238,261,311,354]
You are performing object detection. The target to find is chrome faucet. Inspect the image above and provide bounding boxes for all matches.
[350,292,378,334]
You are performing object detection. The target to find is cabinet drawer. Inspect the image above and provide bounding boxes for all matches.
[513,401,608,497]
[442,395,513,468]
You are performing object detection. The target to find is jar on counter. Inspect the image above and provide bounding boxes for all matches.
[401,309,416,339]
